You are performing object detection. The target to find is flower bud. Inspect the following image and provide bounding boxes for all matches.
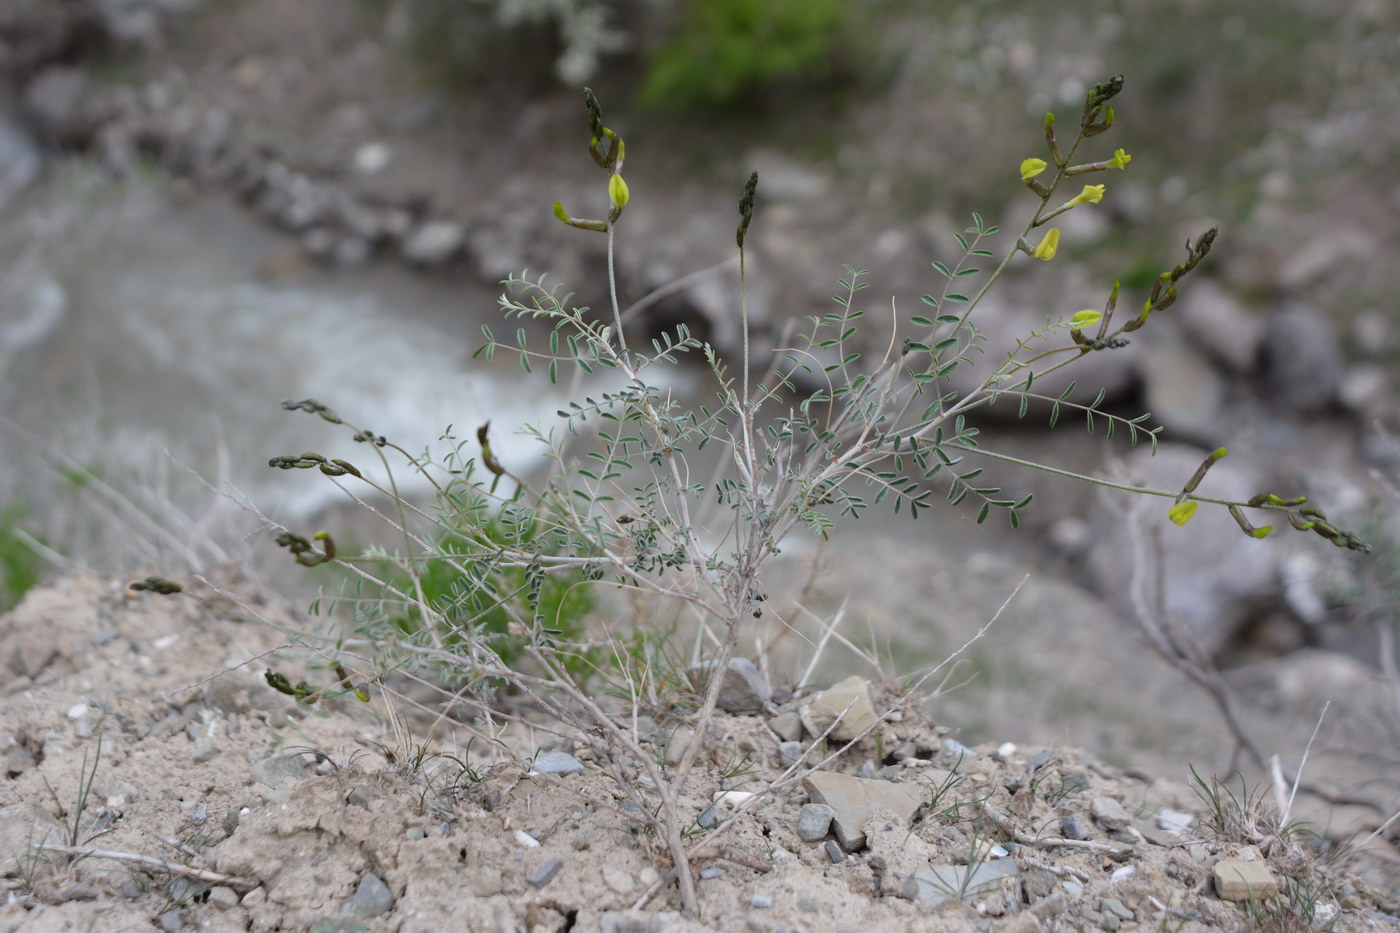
[1168,501,1198,526]
[609,174,630,211]
[1020,158,1048,181]
[1066,184,1106,208]
[1069,310,1102,330]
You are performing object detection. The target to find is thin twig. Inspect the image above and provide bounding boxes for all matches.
[35,844,255,889]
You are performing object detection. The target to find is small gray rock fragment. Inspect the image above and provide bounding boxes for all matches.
[1060,816,1090,840]
[698,867,725,880]
[350,872,395,917]
[53,883,98,903]
[768,711,802,742]
[526,857,565,888]
[191,742,219,764]
[401,219,465,265]
[778,741,804,768]
[533,751,584,776]
[207,886,240,910]
[825,840,844,863]
[346,785,373,808]
[691,658,772,712]
[796,803,836,842]
[155,909,185,933]
[1091,796,1131,831]
[1031,892,1067,918]
[751,894,773,909]
[250,754,308,789]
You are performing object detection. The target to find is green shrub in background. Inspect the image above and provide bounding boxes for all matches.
[639,0,852,110]
[0,505,44,612]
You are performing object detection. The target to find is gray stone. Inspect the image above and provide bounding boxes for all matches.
[1101,897,1133,920]
[803,676,877,742]
[23,67,90,142]
[1179,280,1263,374]
[250,754,309,789]
[825,840,844,863]
[191,742,219,764]
[902,860,1020,906]
[349,872,394,917]
[533,751,584,776]
[1086,443,1282,655]
[778,741,804,768]
[207,886,240,910]
[1212,858,1278,901]
[795,803,836,842]
[1060,816,1090,840]
[1090,796,1131,831]
[698,867,725,880]
[1139,336,1226,442]
[1259,306,1342,414]
[346,785,373,809]
[0,96,41,213]
[802,771,926,851]
[155,909,185,933]
[768,710,803,742]
[1030,892,1067,918]
[526,857,565,888]
[691,658,772,713]
[52,883,98,903]
[751,894,773,908]
[401,219,465,265]
[661,728,692,767]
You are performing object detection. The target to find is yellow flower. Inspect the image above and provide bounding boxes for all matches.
[1020,158,1048,181]
[1249,525,1274,539]
[1031,227,1060,260]
[1069,309,1102,330]
[1066,184,1106,207]
[1168,501,1198,526]
[1108,148,1132,170]
[608,174,630,211]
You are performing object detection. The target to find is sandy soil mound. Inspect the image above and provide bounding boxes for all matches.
[2,574,1397,931]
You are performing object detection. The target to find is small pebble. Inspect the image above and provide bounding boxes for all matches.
[405,826,426,840]
[778,741,803,768]
[1110,865,1135,883]
[1062,881,1084,898]
[699,867,725,880]
[532,751,585,776]
[825,840,844,863]
[207,887,240,910]
[1060,816,1090,840]
[526,857,565,888]
[994,742,1017,761]
[796,803,836,842]
[751,895,773,909]
[798,897,820,912]
[66,703,89,719]
[191,742,219,764]
[349,872,395,917]
[155,909,185,933]
[514,829,540,848]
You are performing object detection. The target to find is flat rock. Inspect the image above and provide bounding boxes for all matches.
[250,754,309,789]
[803,675,876,742]
[401,219,465,265]
[902,859,1020,907]
[802,771,925,851]
[1091,795,1131,831]
[532,751,584,776]
[1213,858,1278,901]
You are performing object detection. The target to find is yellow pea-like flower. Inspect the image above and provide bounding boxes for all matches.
[1066,184,1106,207]
[1069,310,1102,330]
[1108,148,1132,170]
[1031,228,1060,261]
[1020,158,1048,181]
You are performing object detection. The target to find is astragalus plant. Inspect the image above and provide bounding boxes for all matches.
[266,76,1367,915]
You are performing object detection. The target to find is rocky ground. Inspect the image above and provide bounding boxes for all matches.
[2,573,1398,932]
[3,1,1400,930]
